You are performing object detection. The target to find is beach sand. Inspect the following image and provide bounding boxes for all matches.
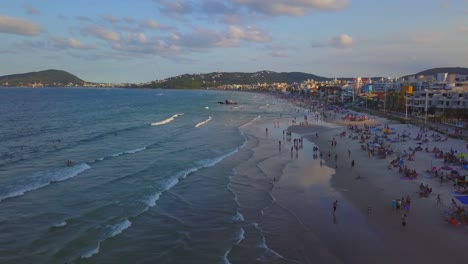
[233,102,468,263]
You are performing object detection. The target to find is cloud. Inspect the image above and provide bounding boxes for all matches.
[232,0,349,16]
[82,26,121,42]
[311,33,353,48]
[76,16,92,22]
[172,25,270,50]
[50,37,96,50]
[23,4,40,15]
[140,19,162,30]
[123,17,135,23]
[158,0,194,15]
[102,15,120,23]
[0,15,42,36]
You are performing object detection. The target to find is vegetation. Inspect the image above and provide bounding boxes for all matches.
[141,71,330,89]
[0,69,85,87]
[402,67,468,79]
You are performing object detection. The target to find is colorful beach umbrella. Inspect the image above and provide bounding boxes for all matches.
[457,153,466,159]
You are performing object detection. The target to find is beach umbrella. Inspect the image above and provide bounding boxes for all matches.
[457,153,467,159]
[464,165,468,169]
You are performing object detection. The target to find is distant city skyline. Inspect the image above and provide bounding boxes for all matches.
[0,0,467,83]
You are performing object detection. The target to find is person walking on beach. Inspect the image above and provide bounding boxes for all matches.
[334,153,338,162]
[348,149,351,158]
[333,200,338,214]
[278,140,281,152]
[437,194,441,205]
[401,214,407,227]
[351,160,355,168]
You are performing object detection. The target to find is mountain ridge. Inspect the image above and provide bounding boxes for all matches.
[1,67,467,88]
[0,69,85,87]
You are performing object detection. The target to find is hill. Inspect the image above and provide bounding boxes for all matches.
[402,67,468,79]
[142,71,330,89]
[0,69,85,87]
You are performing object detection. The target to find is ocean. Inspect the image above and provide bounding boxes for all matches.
[0,88,297,264]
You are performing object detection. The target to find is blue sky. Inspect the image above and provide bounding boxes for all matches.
[0,0,467,83]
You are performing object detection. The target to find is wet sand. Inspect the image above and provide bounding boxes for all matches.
[229,96,468,263]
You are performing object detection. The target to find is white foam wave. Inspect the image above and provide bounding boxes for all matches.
[81,243,100,258]
[0,163,91,202]
[239,115,261,128]
[81,219,132,259]
[146,193,160,207]
[53,221,67,227]
[222,248,232,264]
[252,222,284,258]
[205,106,209,109]
[150,113,184,126]
[235,227,245,244]
[109,220,132,237]
[232,212,244,222]
[111,147,147,157]
[156,93,164,96]
[195,116,212,128]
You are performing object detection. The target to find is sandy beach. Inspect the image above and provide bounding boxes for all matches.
[235,96,468,264]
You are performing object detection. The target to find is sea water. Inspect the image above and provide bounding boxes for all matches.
[0,88,295,264]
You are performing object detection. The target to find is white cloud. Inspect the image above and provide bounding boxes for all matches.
[102,15,120,23]
[311,33,353,48]
[232,0,349,16]
[0,15,42,36]
[140,19,161,29]
[51,37,96,50]
[82,26,121,42]
[23,4,40,15]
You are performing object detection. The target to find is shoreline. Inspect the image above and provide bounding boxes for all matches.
[282,109,468,262]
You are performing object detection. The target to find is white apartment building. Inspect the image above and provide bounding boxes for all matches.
[407,87,468,114]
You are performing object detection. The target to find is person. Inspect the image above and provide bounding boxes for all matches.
[351,160,355,168]
[66,160,73,167]
[265,127,268,136]
[333,200,338,214]
[278,140,281,151]
[437,194,441,205]
[451,199,458,209]
[320,160,323,167]
[348,149,351,158]
[401,214,407,227]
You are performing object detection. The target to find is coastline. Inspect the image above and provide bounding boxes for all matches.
[230,93,468,263]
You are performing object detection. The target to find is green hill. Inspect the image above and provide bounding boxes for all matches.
[403,67,468,79]
[142,71,330,89]
[0,69,85,87]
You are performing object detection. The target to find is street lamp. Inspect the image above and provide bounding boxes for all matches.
[424,89,428,126]
[405,93,408,123]
[383,85,387,114]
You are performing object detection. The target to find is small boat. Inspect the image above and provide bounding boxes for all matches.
[218,99,237,105]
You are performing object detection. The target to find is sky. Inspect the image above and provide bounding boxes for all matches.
[0,0,467,83]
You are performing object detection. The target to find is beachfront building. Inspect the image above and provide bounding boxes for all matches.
[407,87,468,115]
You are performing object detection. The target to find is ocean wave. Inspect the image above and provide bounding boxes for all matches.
[150,113,184,126]
[52,221,67,228]
[0,163,91,202]
[235,227,245,244]
[252,222,284,259]
[239,115,261,128]
[110,147,147,158]
[78,124,148,144]
[81,219,132,259]
[195,116,212,128]
[232,212,244,222]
